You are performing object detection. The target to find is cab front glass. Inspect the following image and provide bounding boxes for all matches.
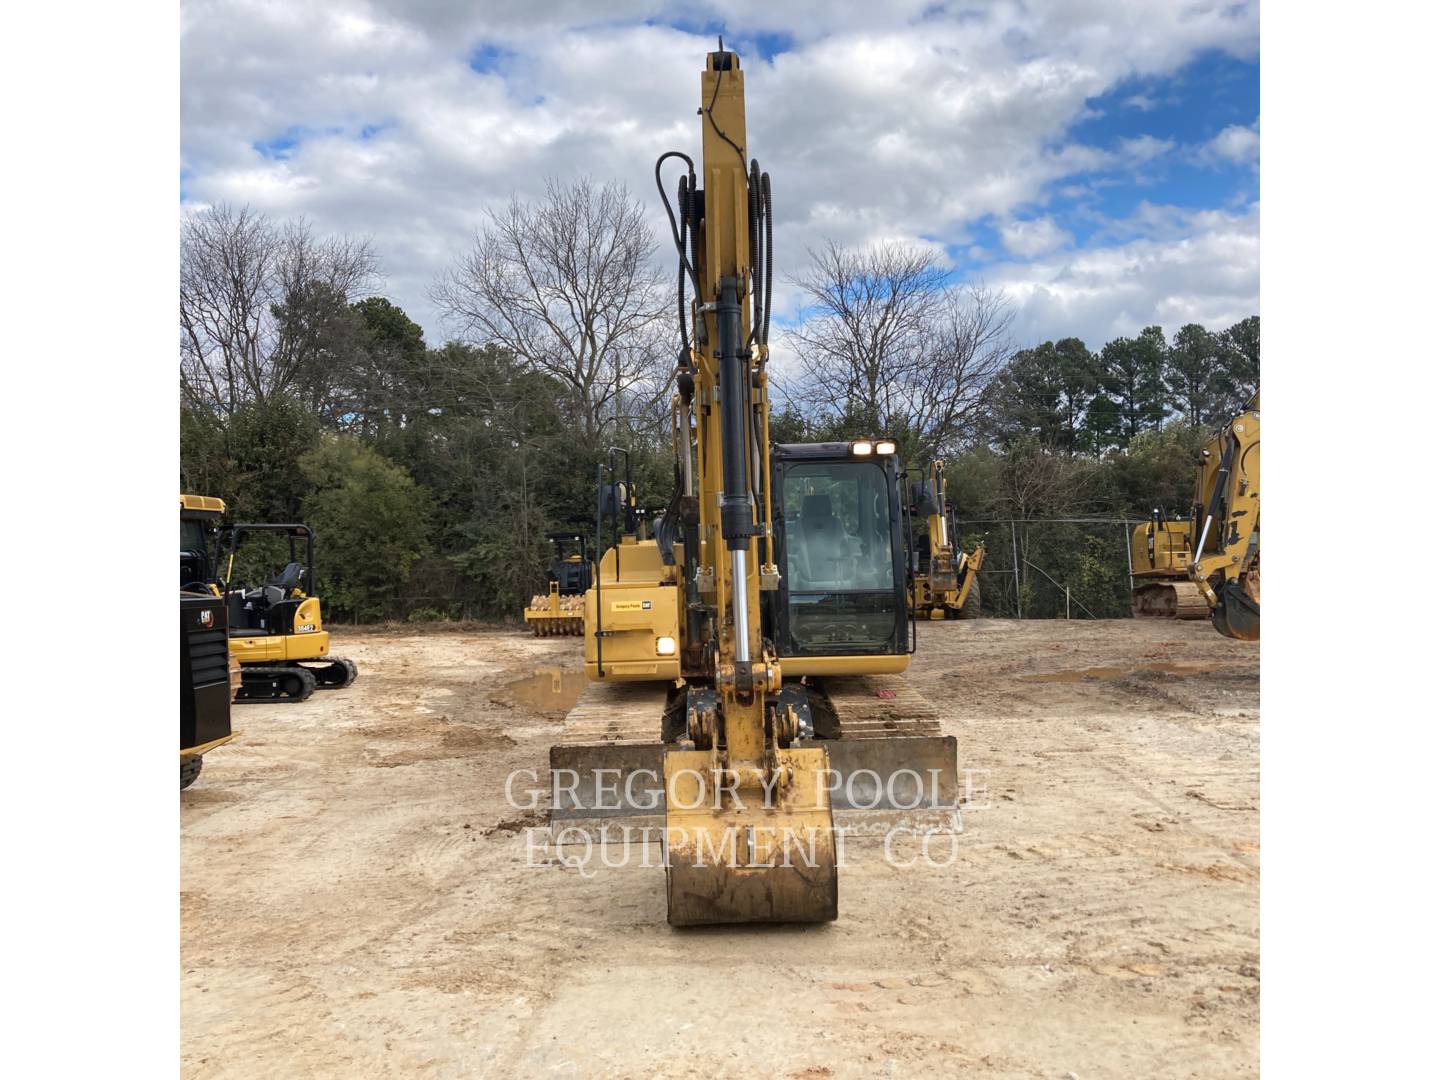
[777,459,902,653]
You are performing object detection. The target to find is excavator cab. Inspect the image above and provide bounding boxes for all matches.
[769,443,909,658]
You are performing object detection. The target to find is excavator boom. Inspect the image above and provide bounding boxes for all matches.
[1188,397,1260,640]
[549,42,961,927]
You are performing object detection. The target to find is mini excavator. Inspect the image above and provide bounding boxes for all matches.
[548,43,960,926]
[219,522,359,701]
[181,496,358,702]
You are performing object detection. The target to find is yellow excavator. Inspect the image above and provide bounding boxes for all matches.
[908,461,985,619]
[181,495,358,701]
[548,43,959,926]
[1189,396,1260,640]
[1129,513,1208,619]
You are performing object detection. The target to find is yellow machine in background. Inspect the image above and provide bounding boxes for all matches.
[1127,397,1260,637]
[908,461,985,620]
[548,43,959,927]
[182,495,358,702]
[1189,397,1260,640]
[1129,514,1208,619]
[219,521,359,701]
[523,532,592,636]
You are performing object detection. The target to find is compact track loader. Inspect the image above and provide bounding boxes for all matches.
[180,589,238,789]
[547,43,961,926]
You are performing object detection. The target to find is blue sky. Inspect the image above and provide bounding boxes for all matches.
[181,1,1259,355]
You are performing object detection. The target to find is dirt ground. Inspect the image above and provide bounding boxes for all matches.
[181,617,1258,1079]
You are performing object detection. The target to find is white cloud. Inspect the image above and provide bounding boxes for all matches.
[999,216,1072,258]
[987,202,1259,347]
[180,0,1259,341]
[1118,134,1176,164]
[1201,121,1260,165]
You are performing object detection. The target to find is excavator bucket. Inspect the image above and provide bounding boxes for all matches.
[549,737,958,925]
[1211,579,1260,641]
[663,747,838,926]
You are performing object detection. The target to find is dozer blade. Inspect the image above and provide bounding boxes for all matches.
[549,735,960,834]
[663,747,837,926]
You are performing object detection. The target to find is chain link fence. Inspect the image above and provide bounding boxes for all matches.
[952,517,1147,620]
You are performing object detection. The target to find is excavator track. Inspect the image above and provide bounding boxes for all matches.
[806,675,941,738]
[554,680,675,747]
[1131,579,1208,620]
[293,655,358,689]
[236,665,317,703]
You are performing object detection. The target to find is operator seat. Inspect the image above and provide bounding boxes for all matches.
[269,562,306,595]
[796,494,850,589]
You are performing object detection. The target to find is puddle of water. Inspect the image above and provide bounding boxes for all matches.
[1145,662,1225,676]
[505,667,587,712]
[1020,661,1226,683]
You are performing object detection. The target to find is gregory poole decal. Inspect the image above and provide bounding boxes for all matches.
[609,599,653,612]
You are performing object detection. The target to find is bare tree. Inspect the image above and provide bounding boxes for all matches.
[779,240,1012,456]
[180,204,378,416]
[431,177,672,448]
[994,439,1097,605]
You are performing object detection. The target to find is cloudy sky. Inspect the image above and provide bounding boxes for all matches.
[180,0,1259,352]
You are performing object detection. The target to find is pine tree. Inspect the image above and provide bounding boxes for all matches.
[1165,323,1223,425]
